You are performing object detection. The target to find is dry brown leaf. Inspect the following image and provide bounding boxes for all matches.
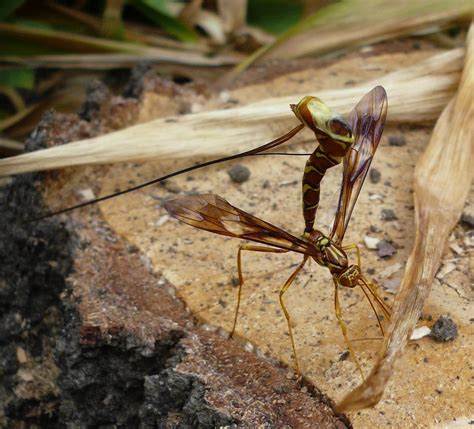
[338,24,473,412]
[217,0,247,34]
[266,2,472,61]
[222,0,472,86]
[178,0,203,26]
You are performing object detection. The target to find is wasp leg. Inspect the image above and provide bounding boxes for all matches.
[278,255,309,376]
[358,278,386,336]
[333,279,365,380]
[360,275,391,321]
[231,244,289,339]
[342,243,391,332]
[342,243,361,268]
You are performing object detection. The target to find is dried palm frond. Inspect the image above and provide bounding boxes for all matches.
[338,23,473,412]
[0,47,463,177]
[225,0,472,82]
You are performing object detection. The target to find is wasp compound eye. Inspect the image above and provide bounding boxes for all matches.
[328,117,352,138]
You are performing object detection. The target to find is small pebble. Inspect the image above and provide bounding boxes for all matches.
[465,231,474,247]
[460,212,474,228]
[16,347,27,364]
[164,183,182,194]
[339,351,350,361]
[279,180,298,187]
[155,214,170,227]
[244,341,255,352]
[370,224,381,233]
[127,244,139,253]
[430,316,458,342]
[449,243,463,255]
[410,326,431,340]
[274,385,290,394]
[435,262,456,280]
[384,278,401,293]
[369,168,381,184]
[377,240,396,258]
[364,236,380,250]
[388,135,406,146]
[379,262,403,278]
[78,188,96,201]
[381,208,398,221]
[228,164,250,183]
[369,193,384,201]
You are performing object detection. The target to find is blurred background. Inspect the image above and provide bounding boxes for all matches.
[0,0,471,157]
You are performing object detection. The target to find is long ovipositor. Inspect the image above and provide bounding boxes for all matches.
[291,96,354,233]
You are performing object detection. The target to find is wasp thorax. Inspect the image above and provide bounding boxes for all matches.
[308,232,349,271]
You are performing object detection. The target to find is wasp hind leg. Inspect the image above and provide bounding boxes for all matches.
[278,255,309,376]
[333,279,365,380]
[231,244,290,338]
[342,243,361,268]
[342,243,391,332]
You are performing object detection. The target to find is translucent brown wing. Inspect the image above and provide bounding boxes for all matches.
[165,194,321,258]
[330,86,388,244]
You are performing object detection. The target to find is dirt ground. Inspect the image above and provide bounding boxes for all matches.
[91,47,474,428]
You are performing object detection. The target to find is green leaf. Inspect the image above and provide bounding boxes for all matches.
[0,36,57,55]
[0,68,34,89]
[247,0,303,34]
[135,0,172,15]
[0,0,26,20]
[101,0,126,40]
[130,0,198,42]
[9,18,55,30]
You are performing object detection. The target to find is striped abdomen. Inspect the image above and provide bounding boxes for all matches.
[290,96,354,233]
[302,131,353,233]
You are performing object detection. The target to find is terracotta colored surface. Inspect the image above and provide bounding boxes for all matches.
[66,215,349,427]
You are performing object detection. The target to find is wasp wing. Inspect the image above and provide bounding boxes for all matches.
[330,86,388,244]
[165,194,321,258]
